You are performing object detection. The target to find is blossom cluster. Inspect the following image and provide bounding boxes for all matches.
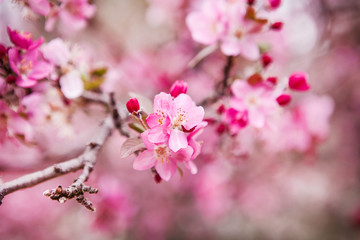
[127,81,206,181]
[186,0,283,59]
[21,0,95,33]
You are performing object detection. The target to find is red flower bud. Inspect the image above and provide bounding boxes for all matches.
[170,80,188,98]
[266,76,277,85]
[289,72,310,91]
[0,44,6,58]
[261,53,272,68]
[276,94,291,106]
[268,0,281,8]
[270,22,283,30]
[247,0,255,5]
[126,98,140,113]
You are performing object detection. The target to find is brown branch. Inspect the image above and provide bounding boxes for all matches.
[0,115,114,210]
[198,56,234,106]
[109,92,130,137]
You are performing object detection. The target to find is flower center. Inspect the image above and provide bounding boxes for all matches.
[19,59,33,75]
[155,146,170,163]
[155,110,166,125]
[172,108,186,129]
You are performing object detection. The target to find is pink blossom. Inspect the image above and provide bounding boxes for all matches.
[58,0,96,32]
[59,70,84,99]
[42,38,71,66]
[7,26,44,50]
[28,0,51,16]
[230,80,278,129]
[133,131,194,181]
[222,108,248,135]
[8,48,52,88]
[146,92,204,152]
[186,0,229,45]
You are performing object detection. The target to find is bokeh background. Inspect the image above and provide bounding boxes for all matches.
[1,0,360,239]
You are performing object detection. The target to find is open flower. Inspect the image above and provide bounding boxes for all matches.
[146,92,204,152]
[7,26,44,50]
[8,48,52,88]
[133,131,194,181]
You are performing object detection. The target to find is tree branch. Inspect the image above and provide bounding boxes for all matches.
[0,115,114,211]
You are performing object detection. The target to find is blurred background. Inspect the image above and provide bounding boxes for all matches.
[1,0,360,239]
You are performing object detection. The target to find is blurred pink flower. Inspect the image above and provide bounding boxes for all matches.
[133,131,194,181]
[59,70,84,99]
[230,80,278,129]
[8,48,52,88]
[28,0,51,16]
[7,26,44,50]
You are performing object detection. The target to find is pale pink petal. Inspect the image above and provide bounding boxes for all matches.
[28,0,50,15]
[42,38,70,66]
[140,130,155,150]
[15,76,37,88]
[28,60,52,80]
[59,71,84,99]
[153,92,176,117]
[183,161,198,174]
[186,13,219,45]
[184,106,204,130]
[249,109,265,128]
[147,125,169,144]
[169,129,188,152]
[155,160,177,181]
[133,150,156,170]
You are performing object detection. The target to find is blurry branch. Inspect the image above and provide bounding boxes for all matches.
[109,92,130,137]
[81,91,110,105]
[188,45,218,68]
[0,116,114,211]
[198,56,234,106]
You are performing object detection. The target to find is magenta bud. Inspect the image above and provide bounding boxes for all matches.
[216,123,226,135]
[6,75,16,83]
[270,22,283,30]
[266,77,277,85]
[261,53,272,68]
[170,80,188,98]
[126,98,140,113]
[247,0,255,5]
[276,94,291,106]
[289,72,310,91]
[0,44,6,58]
[268,0,281,8]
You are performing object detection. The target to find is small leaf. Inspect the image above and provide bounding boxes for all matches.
[83,77,105,91]
[128,123,145,133]
[91,67,107,77]
[120,137,146,158]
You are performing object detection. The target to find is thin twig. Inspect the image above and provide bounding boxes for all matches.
[109,92,130,137]
[0,116,114,210]
[198,56,234,106]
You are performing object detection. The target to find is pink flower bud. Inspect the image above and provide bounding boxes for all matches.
[268,0,281,8]
[289,72,310,91]
[247,0,255,5]
[266,77,277,85]
[126,98,140,113]
[276,94,291,106]
[270,22,283,30]
[0,44,6,58]
[170,80,188,98]
[261,53,272,68]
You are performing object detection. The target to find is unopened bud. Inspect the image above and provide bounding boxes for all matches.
[126,98,140,113]
[289,72,310,91]
[266,76,277,85]
[268,0,281,9]
[276,94,291,106]
[247,0,255,5]
[170,80,188,98]
[261,53,272,68]
[0,44,6,58]
[270,21,283,30]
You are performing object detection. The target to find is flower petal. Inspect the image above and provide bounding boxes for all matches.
[169,129,188,152]
[133,150,156,170]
